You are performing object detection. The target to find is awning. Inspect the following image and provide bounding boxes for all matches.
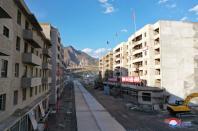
[39,103,45,117]
[0,7,11,18]
[28,110,38,130]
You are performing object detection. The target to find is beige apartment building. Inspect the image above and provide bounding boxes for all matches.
[99,51,113,78]
[113,42,128,77]
[41,23,66,110]
[0,0,52,130]
[100,20,198,103]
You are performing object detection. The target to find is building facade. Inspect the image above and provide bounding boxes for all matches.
[113,42,128,77]
[0,0,51,130]
[99,51,113,78]
[41,23,66,110]
[99,20,198,103]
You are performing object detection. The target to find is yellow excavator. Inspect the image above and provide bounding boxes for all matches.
[167,93,198,114]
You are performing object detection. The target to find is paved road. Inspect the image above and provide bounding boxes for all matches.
[87,88,198,131]
[74,80,125,131]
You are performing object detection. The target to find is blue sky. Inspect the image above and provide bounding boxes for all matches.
[25,0,198,58]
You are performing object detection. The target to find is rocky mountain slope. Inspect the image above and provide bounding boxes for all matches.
[64,46,98,67]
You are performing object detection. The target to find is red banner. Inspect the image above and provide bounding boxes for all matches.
[121,76,141,83]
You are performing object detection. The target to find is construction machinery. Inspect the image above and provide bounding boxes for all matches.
[167,93,198,114]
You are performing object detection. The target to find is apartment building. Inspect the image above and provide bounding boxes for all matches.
[113,42,128,77]
[0,0,51,130]
[41,23,66,110]
[99,51,113,78]
[100,20,198,103]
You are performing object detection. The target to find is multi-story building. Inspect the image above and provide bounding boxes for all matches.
[99,51,113,78]
[41,23,66,110]
[100,20,198,103]
[113,42,128,77]
[0,0,51,130]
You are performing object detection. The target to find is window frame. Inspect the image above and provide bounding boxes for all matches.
[15,63,19,77]
[1,59,8,78]
[0,94,6,111]
[3,26,9,38]
[17,10,22,25]
[16,36,21,51]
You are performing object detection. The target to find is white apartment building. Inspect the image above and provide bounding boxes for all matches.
[0,0,51,130]
[100,20,198,103]
[128,20,198,102]
[99,51,113,78]
[113,42,128,77]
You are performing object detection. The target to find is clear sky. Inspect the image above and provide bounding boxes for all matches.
[25,0,198,58]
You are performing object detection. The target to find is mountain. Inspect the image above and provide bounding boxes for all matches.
[64,46,98,67]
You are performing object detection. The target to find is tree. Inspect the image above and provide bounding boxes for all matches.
[94,71,103,89]
[103,69,113,81]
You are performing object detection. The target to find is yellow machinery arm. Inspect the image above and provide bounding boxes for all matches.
[183,93,198,105]
[167,93,198,114]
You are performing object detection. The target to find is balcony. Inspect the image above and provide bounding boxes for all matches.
[132,49,142,55]
[132,57,143,63]
[22,53,42,66]
[154,41,160,49]
[23,29,42,48]
[43,48,52,58]
[154,33,160,40]
[22,77,42,88]
[42,63,52,70]
[155,75,161,79]
[0,34,12,56]
[155,64,160,69]
[154,53,160,59]
[42,77,52,84]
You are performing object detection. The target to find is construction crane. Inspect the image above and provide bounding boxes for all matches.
[167,93,198,114]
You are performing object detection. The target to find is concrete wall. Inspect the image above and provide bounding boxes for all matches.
[160,21,198,103]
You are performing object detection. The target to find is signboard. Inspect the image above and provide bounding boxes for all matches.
[121,76,141,83]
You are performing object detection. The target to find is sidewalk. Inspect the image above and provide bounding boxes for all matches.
[74,80,125,131]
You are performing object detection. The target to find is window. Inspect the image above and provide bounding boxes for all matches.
[39,86,41,93]
[145,61,147,65]
[35,86,37,95]
[144,70,147,75]
[16,37,20,51]
[25,20,29,29]
[144,42,147,47]
[15,63,19,77]
[13,90,18,105]
[144,50,147,56]
[31,47,34,53]
[144,32,146,37]
[1,59,8,78]
[142,93,151,102]
[30,87,33,97]
[3,26,9,38]
[23,65,27,77]
[24,43,28,53]
[17,10,21,25]
[22,88,26,101]
[0,94,6,111]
